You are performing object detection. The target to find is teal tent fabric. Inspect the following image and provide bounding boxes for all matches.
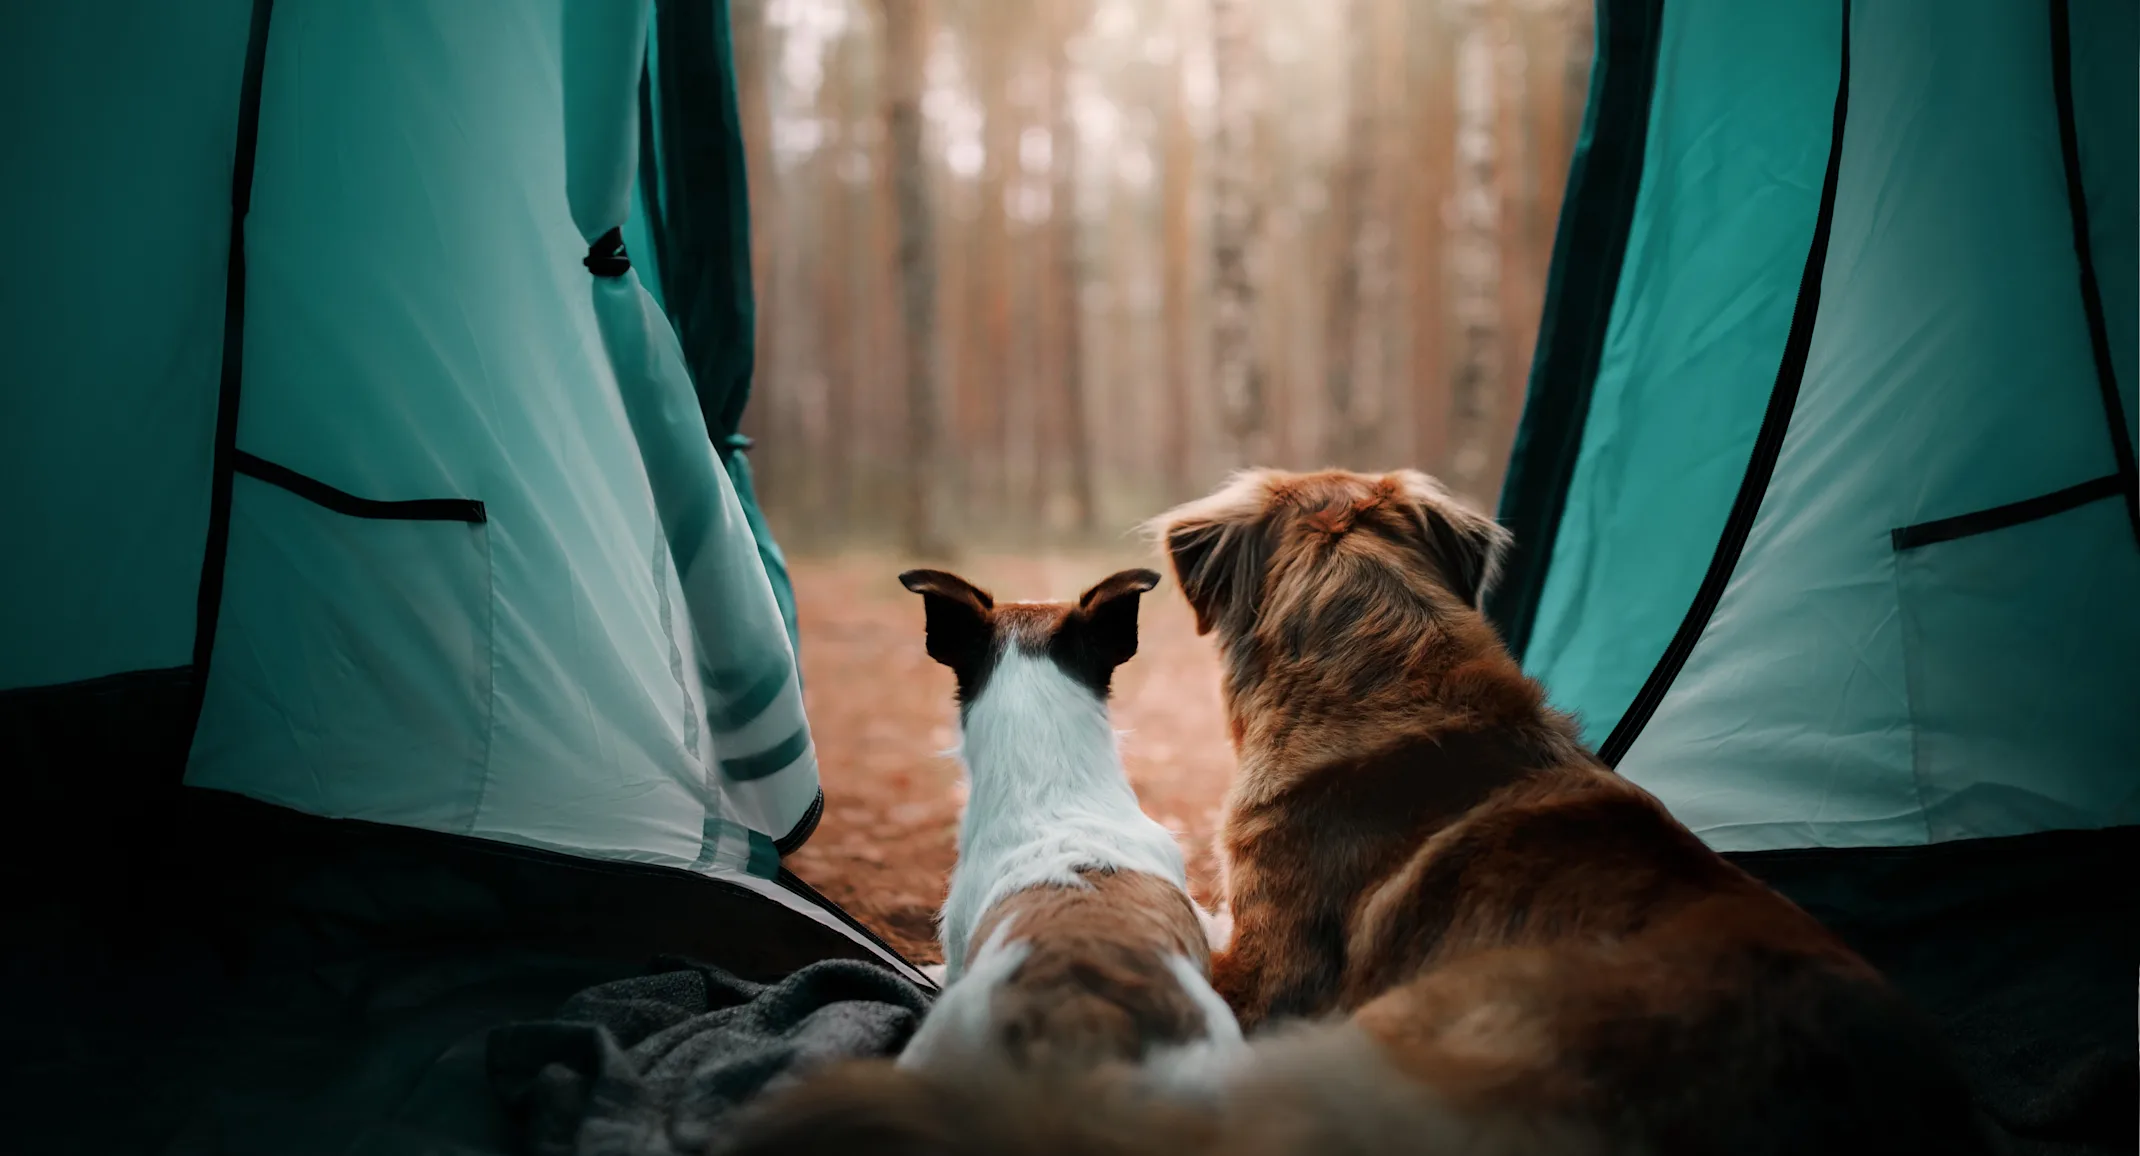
[1515,0,1839,750]
[1620,0,2139,851]
[2069,0,2138,437]
[0,1,254,690]
[1498,0,2139,853]
[174,0,820,870]
[637,0,801,660]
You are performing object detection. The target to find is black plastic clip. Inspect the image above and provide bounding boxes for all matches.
[584,226,630,277]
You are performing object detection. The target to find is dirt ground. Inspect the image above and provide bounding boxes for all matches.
[779,551,1237,965]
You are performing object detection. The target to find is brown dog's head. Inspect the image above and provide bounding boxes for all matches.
[1143,468,1512,648]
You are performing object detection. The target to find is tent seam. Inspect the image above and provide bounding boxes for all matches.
[184,0,278,777]
[2046,0,2140,545]
[1598,0,1853,767]
[468,519,499,835]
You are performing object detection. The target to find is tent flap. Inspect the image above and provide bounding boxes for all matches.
[184,0,821,871]
[1507,0,2140,853]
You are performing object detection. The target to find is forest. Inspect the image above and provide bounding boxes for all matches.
[728,0,1596,555]
[728,0,1600,959]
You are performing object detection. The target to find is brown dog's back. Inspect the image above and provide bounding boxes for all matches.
[1145,468,1995,1156]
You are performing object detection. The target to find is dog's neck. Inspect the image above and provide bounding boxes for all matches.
[936,646,1188,983]
[1214,601,1587,803]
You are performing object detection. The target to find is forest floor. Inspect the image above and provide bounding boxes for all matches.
[779,550,1237,966]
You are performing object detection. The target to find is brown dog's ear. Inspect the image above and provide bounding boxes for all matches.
[898,569,995,669]
[1389,470,1512,608]
[1072,568,1162,670]
[1145,472,1278,638]
[1164,520,1259,637]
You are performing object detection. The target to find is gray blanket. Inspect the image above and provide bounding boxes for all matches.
[487,957,931,1156]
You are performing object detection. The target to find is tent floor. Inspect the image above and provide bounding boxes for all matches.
[3,789,914,1155]
[1734,827,2138,1155]
[2,785,2130,1155]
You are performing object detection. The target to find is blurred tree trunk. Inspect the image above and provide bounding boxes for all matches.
[1492,1,1532,502]
[1444,0,1501,506]
[866,38,901,542]
[827,29,869,539]
[880,0,948,557]
[1049,0,1096,534]
[1159,0,1196,499]
[1409,0,1454,476]
[1208,0,1265,461]
[1321,0,1392,467]
[730,0,783,498]
[965,3,1012,537]
[1371,0,1409,470]
[1566,0,1595,141]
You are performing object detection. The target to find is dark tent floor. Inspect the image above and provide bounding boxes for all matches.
[4,789,919,1156]
[4,769,2133,1154]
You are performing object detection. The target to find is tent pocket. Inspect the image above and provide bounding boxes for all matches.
[1892,486,2140,843]
[186,457,495,832]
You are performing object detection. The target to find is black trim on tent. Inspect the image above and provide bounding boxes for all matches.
[775,865,940,993]
[187,0,276,758]
[2047,0,2140,547]
[1598,0,1852,768]
[234,451,488,524]
[1890,473,2124,551]
[1486,0,1667,659]
[773,786,827,857]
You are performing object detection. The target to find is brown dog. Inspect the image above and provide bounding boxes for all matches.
[1142,467,1993,1156]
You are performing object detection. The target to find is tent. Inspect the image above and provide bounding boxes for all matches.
[5,2,928,1151]
[1490,1,2136,1151]
[1,0,2130,1153]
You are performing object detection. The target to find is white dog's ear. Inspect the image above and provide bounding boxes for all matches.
[1389,470,1512,608]
[899,569,995,669]
[1074,567,1162,670]
[1145,472,1279,638]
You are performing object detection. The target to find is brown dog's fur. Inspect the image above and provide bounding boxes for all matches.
[1145,467,1993,1155]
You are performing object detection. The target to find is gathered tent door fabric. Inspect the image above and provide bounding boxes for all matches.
[632,0,802,663]
[1500,0,1838,758]
[184,0,822,879]
[1495,0,2138,854]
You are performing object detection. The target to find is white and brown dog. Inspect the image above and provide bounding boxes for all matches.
[713,569,1242,1156]
[890,565,1241,1076]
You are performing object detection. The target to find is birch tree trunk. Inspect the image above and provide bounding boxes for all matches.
[1209,0,1266,460]
[1160,0,1196,498]
[1410,0,1455,475]
[1050,0,1097,533]
[1444,0,1502,506]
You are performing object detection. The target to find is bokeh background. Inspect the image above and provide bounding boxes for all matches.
[729,0,1596,961]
